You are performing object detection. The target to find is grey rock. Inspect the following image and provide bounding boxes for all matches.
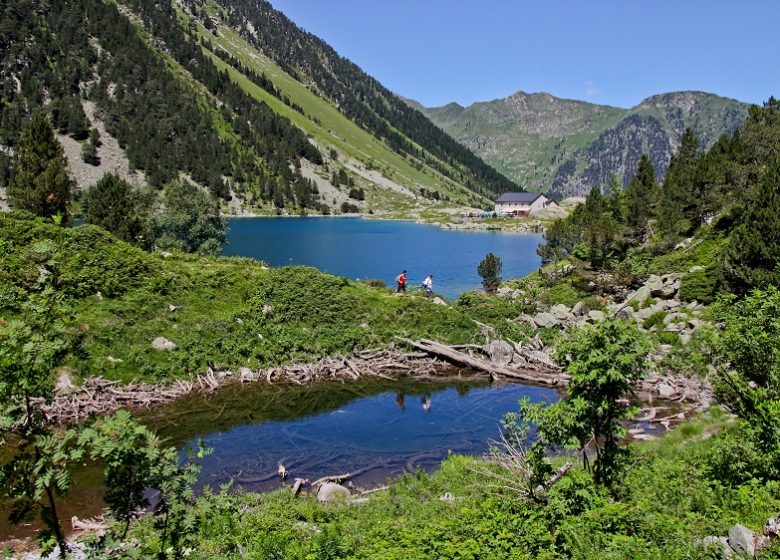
[662,299,682,311]
[701,536,733,558]
[680,333,692,345]
[657,285,678,299]
[151,336,176,351]
[657,383,676,398]
[665,322,687,333]
[497,286,512,297]
[571,301,586,316]
[262,304,273,314]
[728,523,757,556]
[663,312,687,324]
[294,521,321,533]
[615,306,634,321]
[551,303,573,321]
[689,265,705,273]
[765,516,780,537]
[645,275,665,297]
[631,285,652,304]
[533,312,560,328]
[317,482,351,502]
[688,319,705,330]
[485,340,514,367]
[432,297,447,306]
[637,304,664,321]
[587,310,606,322]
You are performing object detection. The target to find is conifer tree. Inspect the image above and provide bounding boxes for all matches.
[658,129,700,237]
[723,161,780,292]
[83,174,151,248]
[623,154,660,241]
[8,114,73,223]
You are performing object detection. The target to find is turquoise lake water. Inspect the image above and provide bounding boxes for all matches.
[223,217,544,298]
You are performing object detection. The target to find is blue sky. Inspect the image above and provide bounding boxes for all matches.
[269,0,778,109]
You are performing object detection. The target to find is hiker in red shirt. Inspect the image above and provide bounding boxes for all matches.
[396,270,407,293]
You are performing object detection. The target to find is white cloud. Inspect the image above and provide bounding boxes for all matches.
[585,81,600,97]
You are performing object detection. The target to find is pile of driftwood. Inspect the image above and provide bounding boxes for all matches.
[43,340,564,424]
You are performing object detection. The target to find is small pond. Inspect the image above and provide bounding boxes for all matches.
[139,377,558,492]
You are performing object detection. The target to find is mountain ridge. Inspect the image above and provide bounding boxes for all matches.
[412,89,750,197]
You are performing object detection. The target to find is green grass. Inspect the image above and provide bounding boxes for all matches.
[1,214,484,384]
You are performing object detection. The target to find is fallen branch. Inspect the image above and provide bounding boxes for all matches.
[535,462,572,494]
[397,337,568,387]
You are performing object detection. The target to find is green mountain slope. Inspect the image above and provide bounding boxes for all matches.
[0,0,512,218]
[415,90,749,198]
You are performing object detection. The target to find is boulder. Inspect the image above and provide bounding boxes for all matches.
[637,304,664,321]
[587,310,606,322]
[485,340,514,367]
[631,285,652,304]
[665,322,687,333]
[497,286,513,298]
[532,313,560,328]
[432,297,447,306]
[151,336,176,351]
[317,482,351,502]
[688,319,705,330]
[550,303,573,321]
[615,306,634,321]
[663,312,687,325]
[660,299,682,311]
[728,524,757,556]
[657,383,676,398]
[701,536,733,558]
[571,301,586,316]
[645,275,665,297]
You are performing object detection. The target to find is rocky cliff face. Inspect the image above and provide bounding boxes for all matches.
[416,91,749,197]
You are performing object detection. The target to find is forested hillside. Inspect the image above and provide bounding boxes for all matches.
[0,0,515,218]
[207,0,516,200]
[415,90,748,198]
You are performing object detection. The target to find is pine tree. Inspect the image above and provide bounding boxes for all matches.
[658,129,700,237]
[623,154,660,241]
[477,253,502,292]
[723,161,780,292]
[83,174,150,248]
[8,114,73,222]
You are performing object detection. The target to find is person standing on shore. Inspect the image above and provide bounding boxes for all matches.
[396,270,407,293]
[422,274,433,296]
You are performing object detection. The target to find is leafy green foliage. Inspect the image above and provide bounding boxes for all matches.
[0,260,77,556]
[477,252,502,292]
[7,114,73,223]
[523,321,650,487]
[712,287,780,479]
[154,180,227,256]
